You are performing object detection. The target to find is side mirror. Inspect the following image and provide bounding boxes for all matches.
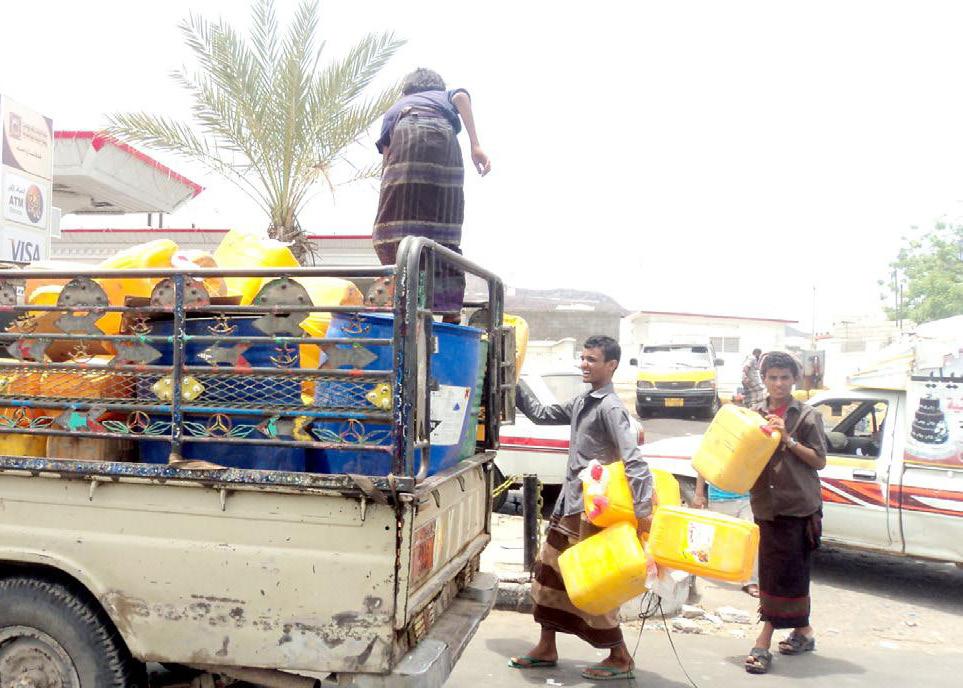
[714,358,724,366]
[629,358,638,366]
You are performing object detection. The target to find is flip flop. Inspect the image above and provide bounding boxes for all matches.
[581,664,635,681]
[508,655,557,669]
[745,647,772,674]
[778,632,815,655]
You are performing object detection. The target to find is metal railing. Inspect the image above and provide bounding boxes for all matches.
[0,237,508,491]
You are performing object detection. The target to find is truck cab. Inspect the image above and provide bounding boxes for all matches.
[635,341,723,419]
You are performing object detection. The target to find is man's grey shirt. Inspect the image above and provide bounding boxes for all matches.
[516,381,653,519]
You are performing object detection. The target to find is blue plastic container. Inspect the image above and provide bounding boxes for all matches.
[138,413,306,471]
[144,317,301,404]
[311,314,482,477]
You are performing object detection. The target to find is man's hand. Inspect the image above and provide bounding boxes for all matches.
[636,514,653,539]
[471,145,491,176]
[766,413,787,436]
[691,493,707,509]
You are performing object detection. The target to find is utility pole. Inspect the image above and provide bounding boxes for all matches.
[810,284,816,352]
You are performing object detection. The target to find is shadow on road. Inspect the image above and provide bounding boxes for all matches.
[485,636,691,687]
[812,546,963,615]
[723,649,866,678]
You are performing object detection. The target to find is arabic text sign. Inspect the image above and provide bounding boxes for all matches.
[1,95,54,181]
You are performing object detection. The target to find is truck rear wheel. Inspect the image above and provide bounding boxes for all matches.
[0,577,145,688]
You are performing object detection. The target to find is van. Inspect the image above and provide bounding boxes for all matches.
[634,341,724,419]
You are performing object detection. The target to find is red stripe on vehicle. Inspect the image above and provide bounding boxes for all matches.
[500,436,569,450]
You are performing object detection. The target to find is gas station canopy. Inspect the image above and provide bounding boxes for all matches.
[53,131,203,214]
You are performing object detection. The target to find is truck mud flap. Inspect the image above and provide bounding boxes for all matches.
[346,572,497,688]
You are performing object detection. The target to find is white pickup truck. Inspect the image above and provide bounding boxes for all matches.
[642,317,963,566]
[0,238,514,687]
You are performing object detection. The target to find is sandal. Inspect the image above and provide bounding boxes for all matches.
[778,632,815,655]
[745,647,772,674]
[742,584,760,598]
[581,664,635,681]
[509,655,557,669]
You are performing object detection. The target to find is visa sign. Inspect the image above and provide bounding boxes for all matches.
[0,224,47,263]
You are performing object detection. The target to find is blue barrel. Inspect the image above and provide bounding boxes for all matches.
[143,317,301,404]
[138,414,306,471]
[137,316,305,470]
[310,313,482,477]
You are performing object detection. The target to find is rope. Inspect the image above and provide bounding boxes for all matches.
[631,594,702,688]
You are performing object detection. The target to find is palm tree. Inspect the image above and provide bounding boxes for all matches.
[107,0,404,261]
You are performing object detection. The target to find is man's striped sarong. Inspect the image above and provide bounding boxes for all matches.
[372,111,465,314]
[531,514,624,648]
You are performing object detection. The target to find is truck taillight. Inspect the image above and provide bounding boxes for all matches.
[411,521,436,586]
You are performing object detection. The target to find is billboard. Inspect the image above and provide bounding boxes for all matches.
[2,95,54,180]
[0,95,53,263]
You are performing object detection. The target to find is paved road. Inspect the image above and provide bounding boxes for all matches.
[638,414,709,444]
[448,608,963,687]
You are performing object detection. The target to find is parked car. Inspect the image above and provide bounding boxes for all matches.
[495,368,645,510]
[634,340,723,420]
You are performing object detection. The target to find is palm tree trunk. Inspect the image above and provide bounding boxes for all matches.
[268,222,312,264]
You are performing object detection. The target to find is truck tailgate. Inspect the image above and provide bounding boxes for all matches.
[397,454,492,634]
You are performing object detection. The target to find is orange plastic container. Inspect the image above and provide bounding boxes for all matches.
[648,505,760,582]
[558,521,649,615]
[692,404,781,493]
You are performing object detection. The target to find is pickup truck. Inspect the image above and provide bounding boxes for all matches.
[0,237,514,687]
[642,320,963,566]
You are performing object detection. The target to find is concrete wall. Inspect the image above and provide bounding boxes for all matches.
[513,309,621,349]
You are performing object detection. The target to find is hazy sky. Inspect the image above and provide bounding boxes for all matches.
[4,0,963,331]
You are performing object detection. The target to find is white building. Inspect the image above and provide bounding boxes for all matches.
[620,310,796,394]
[817,316,906,389]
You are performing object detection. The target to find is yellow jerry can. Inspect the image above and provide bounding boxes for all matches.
[558,521,649,615]
[648,505,760,582]
[582,460,637,528]
[293,277,365,398]
[96,239,179,336]
[582,462,683,528]
[213,229,300,305]
[653,468,682,509]
[692,404,781,493]
[503,314,529,381]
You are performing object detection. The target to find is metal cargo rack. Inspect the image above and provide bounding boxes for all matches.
[0,237,515,495]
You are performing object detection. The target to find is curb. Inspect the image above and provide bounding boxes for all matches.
[493,575,533,612]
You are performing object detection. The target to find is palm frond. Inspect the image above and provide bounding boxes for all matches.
[250,0,279,72]
[103,112,272,212]
[108,0,403,259]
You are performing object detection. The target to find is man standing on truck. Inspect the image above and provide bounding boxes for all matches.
[742,348,765,407]
[744,351,828,675]
[509,335,653,682]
